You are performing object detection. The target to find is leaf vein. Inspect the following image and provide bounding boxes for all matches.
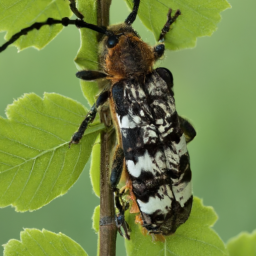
[29,0,57,24]
[0,161,13,167]
[26,150,55,209]
[43,148,68,204]
[0,166,20,201]
[1,0,22,12]
[0,126,100,175]
[12,104,66,142]
[42,230,62,256]
[12,119,66,143]
[171,0,217,23]
[63,142,82,189]
[59,235,74,256]
[45,95,87,117]
[146,1,154,34]
[54,0,63,18]
[9,0,37,32]
[175,234,228,255]
[0,141,67,175]
[26,230,48,256]
[0,148,27,161]
[0,13,16,25]
[0,133,42,152]
[14,159,36,205]
[25,96,81,126]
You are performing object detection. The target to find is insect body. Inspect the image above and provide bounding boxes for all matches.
[71,2,196,238]
[0,0,196,239]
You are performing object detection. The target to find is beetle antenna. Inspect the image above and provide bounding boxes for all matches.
[125,0,141,25]
[69,0,84,20]
[0,17,107,53]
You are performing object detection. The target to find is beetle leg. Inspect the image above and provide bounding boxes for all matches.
[119,184,129,195]
[110,145,130,239]
[69,90,109,146]
[76,70,108,81]
[178,116,196,143]
[125,0,141,25]
[114,187,130,240]
[110,146,124,188]
[158,9,181,42]
[153,9,181,59]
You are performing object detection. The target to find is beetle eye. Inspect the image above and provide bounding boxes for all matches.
[107,35,119,48]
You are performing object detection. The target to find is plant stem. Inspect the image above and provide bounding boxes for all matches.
[100,128,117,256]
[97,0,112,29]
[96,1,117,256]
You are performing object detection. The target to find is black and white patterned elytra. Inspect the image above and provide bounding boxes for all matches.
[112,69,193,235]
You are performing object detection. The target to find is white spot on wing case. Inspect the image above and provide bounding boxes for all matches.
[126,150,153,178]
[137,186,173,215]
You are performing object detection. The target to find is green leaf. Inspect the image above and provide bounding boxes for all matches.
[0,0,72,51]
[74,0,100,106]
[92,205,100,256]
[74,0,98,71]
[3,228,88,256]
[125,0,231,50]
[0,93,105,212]
[125,197,228,256]
[90,136,101,197]
[227,230,256,256]
[80,81,100,107]
[92,205,100,233]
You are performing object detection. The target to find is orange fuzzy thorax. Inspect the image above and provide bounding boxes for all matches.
[105,33,155,83]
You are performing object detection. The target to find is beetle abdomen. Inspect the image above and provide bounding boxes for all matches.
[112,70,192,235]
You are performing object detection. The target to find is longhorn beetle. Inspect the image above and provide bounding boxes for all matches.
[0,0,196,239]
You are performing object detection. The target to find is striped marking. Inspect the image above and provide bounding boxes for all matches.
[137,185,173,215]
[126,150,153,178]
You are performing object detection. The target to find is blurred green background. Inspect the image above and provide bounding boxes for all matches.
[0,0,255,255]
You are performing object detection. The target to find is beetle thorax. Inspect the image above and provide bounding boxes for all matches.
[100,24,155,81]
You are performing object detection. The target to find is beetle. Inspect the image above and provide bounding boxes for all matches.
[0,0,196,240]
